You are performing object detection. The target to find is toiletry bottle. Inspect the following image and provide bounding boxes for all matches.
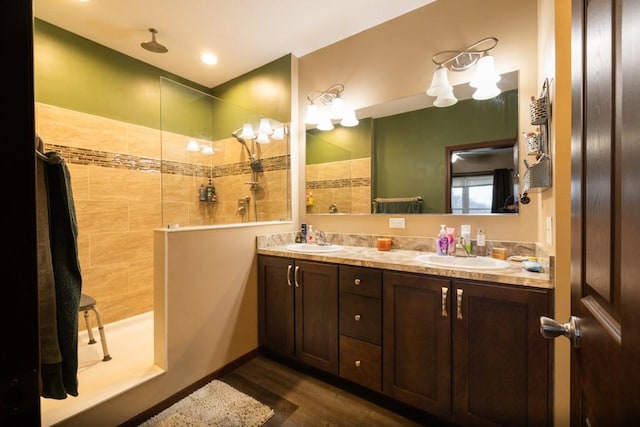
[206,179,216,202]
[306,225,315,244]
[301,223,307,243]
[199,184,207,202]
[476,227,487,256]
[461,224,471,253]
[437,224,448,255]
[446,227,456,255]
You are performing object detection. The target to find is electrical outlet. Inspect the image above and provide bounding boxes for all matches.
[389,217,405,229]
[546,216,553,245]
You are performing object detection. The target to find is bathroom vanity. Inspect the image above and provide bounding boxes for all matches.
[257,234,553,426]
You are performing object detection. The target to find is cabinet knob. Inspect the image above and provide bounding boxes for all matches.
[354,278,361,285]
[355,360,361,368]
[354,314,361,321]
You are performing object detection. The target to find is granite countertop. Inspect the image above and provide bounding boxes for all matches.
[257,243,553,290]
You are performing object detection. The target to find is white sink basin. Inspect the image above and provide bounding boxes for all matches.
[285,243,344,253]
[415,253,511,270]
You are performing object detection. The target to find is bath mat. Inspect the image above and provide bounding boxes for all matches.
[139,380,274,427]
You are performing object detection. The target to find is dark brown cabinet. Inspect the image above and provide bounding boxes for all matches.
[382,271,551,426]
[258,255,552,426]
[451,279,551,427]
[258,255,339,374]
[338,265,382,391]
[382,271,452,418]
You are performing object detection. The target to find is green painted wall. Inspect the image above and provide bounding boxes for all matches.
[34,19,292,139]
[306,118,373,164]
[373,89,518,213]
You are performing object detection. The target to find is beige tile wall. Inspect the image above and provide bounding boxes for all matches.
[305,157,371,214]
[36,103,290,324]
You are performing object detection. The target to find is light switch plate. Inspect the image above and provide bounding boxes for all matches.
[546,216,553,245]
[389,217,405,229]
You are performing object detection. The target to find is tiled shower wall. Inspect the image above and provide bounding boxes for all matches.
[36,103,290,324]
[305,158,371,214]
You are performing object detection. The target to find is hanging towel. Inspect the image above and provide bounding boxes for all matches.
[39,148,82,399]
[373,197,424,214]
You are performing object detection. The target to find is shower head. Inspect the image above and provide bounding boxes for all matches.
[141,28,168,53]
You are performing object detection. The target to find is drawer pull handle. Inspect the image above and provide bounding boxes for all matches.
[287,265,292,286]
[354,278,361,285]
[457,288,464,319]
[355,360,361,368]
[441,287,448,317]
[354,314,361,321]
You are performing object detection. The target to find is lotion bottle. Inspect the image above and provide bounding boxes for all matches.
[306,225,315,244]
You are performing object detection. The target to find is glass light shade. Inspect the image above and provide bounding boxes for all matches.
[271,126,285,140]
[201,145,214,155]
[472,83,501,100]
[330,96,344,120]
[316,112,334,131]
[426,67,453,97]
[433,89,458,107]
[470,55,501,88]
[340,108,359,127]
[258,118,273,135]
[304,104,319,125]
[186,139,200,152]
[256,132,270,144]
[239,123,255,139]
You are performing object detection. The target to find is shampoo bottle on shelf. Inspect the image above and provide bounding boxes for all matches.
[437,224,448,255]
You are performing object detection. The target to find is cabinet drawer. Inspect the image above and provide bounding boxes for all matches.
[339,335,382,392]
[339,265,382,298]
[339,293,381,345]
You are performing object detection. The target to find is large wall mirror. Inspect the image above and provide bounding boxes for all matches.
[305,71,519,215]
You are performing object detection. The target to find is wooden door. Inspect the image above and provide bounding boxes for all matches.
[295,260,339,374]
[382,271,451,418]
[258,255,295,359]
[569,0,640,423]
[452,280,551,427]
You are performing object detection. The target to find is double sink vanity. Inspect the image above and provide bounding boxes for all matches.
[256,232,553,426]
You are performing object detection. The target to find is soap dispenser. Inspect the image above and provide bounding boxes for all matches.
[306,225,315,244]
[437,224,448,255]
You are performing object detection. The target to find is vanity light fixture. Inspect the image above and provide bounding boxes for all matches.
[233,119,286,144]
[304,83,359,130]
[186,139,214,155]
[426,37,501,107]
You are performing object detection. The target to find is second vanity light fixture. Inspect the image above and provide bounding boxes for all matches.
[426,37,501,107]
[235,119,286,144]
[304,83,359,131]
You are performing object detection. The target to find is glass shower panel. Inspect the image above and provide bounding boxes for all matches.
[159,77,291,226]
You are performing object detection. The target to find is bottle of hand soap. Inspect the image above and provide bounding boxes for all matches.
[306,225,315,244]
[437,224,448,255]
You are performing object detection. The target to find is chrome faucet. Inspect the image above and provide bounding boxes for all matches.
[315,230,330,246]
[454,237,474,257]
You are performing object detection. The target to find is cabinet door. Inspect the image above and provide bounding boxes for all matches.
[295,260,339,374]
[258,255,294,359]
[383,271,451,418]
[452,280,551,427]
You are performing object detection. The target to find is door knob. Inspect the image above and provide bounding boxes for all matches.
[540,316,580,348]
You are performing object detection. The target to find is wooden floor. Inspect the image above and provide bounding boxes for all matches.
[221,355,454,427]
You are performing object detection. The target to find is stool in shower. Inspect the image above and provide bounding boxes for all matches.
[79,294,112,361]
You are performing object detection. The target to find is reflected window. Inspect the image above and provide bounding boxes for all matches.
[451,175,493,214]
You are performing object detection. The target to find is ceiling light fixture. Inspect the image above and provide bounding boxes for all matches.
[426,37,501,107]
[304,83,359,130]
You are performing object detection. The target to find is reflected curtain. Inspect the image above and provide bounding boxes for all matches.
[491,168,512,213]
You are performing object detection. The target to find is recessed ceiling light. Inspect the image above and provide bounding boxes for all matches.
[201,52,218,65]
